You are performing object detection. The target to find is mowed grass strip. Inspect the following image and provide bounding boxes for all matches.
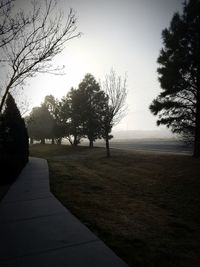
[30,144,200,267]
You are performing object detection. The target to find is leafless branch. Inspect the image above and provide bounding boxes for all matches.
[0,0,81,113]
[0,0,30,48]
[103,68,128,125]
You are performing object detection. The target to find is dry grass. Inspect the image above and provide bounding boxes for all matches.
[30,144,200,267]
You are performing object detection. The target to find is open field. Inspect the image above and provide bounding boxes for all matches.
[83,138,193,155]
[30,144,200,267]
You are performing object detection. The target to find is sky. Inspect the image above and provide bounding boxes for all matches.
[7,0,184,131]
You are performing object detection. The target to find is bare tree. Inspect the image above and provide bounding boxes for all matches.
[0,0,80,113]
[101,69,127,157]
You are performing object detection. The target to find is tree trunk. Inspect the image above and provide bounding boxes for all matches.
[73,135,78,146]
[51,138,55,145]
[89,139,93,148]
[194,84,200,158]
[0,84,11,114]
[57,138,62,145]
[106,137,110,157]
[194,36,200,158]
[40,138,45,144]
[0,92,7,113]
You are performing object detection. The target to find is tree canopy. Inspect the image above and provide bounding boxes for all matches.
[77,73,106,147]
[27,71,127,156]
[27,105,54,144]
[149,0,200,157]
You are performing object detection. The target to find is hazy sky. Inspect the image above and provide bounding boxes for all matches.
[17,0,183,130]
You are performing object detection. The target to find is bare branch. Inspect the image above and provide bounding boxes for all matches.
[103,68,128,125]
[0,0,81,113]
[0,0,30,48]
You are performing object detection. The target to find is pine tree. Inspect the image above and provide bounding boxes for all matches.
[0,93,29,183]
[149,0,200,157]
[78,74,105,147]
[27,105,54,144]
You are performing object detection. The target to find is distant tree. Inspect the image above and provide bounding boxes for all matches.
[78,73,106,147]
[60,88,84,146]
[149,0,200,157]
[101,69,127,157]
[0,93,29,183]
[27,105,54,144]
[43,95,63,144]
[58,95,72,144]
[0,0,80,113]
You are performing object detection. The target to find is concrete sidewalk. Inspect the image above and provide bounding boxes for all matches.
[0,157,129,267]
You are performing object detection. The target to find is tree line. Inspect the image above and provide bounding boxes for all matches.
[26,71,127,157]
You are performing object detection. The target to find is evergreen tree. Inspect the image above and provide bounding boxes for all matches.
[78,74,105,147]
[60,88,84,146]
[43,95,64,144]
[0,93,29,183]
[27,105,54,144]
[149,0,200,157]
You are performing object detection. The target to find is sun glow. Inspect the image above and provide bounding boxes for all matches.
[25,47,89,111]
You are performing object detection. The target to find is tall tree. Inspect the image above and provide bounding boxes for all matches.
[78,73,105,147]
[101,69,127,157]
[43,95,63,144]
[61,88,84,146]
[149,0,200,157]
[0,0,80,113]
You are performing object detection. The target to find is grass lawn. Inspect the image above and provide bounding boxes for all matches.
[0,185,10,201]
[30,144,200,267]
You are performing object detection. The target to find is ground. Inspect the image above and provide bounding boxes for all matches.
[0,185,10,201]
[29,144,200,267]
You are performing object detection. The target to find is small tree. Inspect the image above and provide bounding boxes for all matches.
[101,69,127,157]
[0,0,80,113]
[149,0,200,157]
[27,105,54,144]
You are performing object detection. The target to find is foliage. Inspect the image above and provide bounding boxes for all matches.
[60,88,85,146]
[26,105,54,144]
[27,70,127,156]
[77,73,107,147]
[149,0,200,157]
[43,95,64,144]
